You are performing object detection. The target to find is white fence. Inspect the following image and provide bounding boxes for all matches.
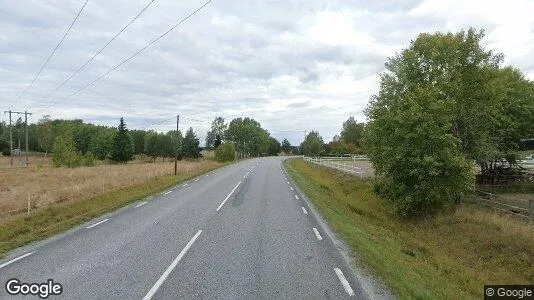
[303,156,365,178]
[520,159,534,170]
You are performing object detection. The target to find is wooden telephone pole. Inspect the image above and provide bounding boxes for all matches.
[3,110,32,167]
[174,114,180,175]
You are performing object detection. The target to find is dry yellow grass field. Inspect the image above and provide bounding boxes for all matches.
[0,156,221,220]
[0,153,53,169]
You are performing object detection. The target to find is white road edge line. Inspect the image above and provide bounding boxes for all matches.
[182,183,188,187]
[301,207,308,214]
[294,195,299,200]
[290,187,294,191]
[334,268,355,296]
[243,173,248,179]
[163,191,172,195]
[86,218,109,229]
[136,201,147,208]
[142,230,202,300]
[0,252,35,270]
[216,181,242,211]
[312,227,323,240]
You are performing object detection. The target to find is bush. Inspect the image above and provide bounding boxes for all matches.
[82,152,96,167]
[0,139,9,156]
[53,134,91,168]
[215,142,236,162]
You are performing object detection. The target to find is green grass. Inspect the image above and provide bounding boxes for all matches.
[0,162,227,259]
[285,159,534,299]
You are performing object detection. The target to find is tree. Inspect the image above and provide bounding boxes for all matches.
[215,142,236,162]
[38,115,53,156]
[300,131,324,156]
[72,123,95,155]
[281,138,291,154]
[0,121,7,155]
[324,140,360,155]
[205,117,227,150]
[0,139,10,156]
[267,137,281,156]
[214,135,222,149]
[52,133,79,167]
[225,117,270,158]
[145,131,159,162]
[166,130,183,161]
[158,133,174,162]
[111,117,133,163]
[91,129,115,160]
[130,130,147,155]
[182,127,200,158]
[363,28,533,216]
[340,117,365,147]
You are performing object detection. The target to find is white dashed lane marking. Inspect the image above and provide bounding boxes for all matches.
[216,181,242,212]
[0,252,35,270]
[312,228,323,240]
[86,219,109,229]
[142,230,202,300]
[334,268,355,296]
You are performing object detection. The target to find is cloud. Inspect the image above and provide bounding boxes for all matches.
[1,0,533,146]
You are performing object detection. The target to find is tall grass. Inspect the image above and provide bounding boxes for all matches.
[285,159,534,299]
[0,158,220,219]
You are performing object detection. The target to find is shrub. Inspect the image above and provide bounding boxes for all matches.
[215,142,236,162]
[52,134,82,168]
[82,152,96,167]
[0,139,9,156]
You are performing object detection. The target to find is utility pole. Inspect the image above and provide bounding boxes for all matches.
[174,114,180,175]
[24,111,32,166]
[18,138,21,166]
[4,110,32,167]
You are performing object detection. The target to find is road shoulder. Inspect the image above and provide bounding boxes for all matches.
[282,158,394,300]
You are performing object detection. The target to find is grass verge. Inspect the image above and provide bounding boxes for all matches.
[0,161,227,259]
[285,158,534,299]
[477,182,534,194]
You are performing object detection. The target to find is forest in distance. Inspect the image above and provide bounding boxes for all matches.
[0,114,365,166]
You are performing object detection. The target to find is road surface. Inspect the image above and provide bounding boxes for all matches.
[0,157,365,299]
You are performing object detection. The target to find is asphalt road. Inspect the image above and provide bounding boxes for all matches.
[0,157,365,299]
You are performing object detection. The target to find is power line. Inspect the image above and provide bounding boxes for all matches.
[34,0,213,114]
[8,0,90,110]
[141,116,177,130]
[27,0,158,110]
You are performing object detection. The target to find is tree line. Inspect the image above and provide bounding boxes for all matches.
[298,116,366,157]
[0,115,293,166]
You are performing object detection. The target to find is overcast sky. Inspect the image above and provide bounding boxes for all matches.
[1,0,533,145]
